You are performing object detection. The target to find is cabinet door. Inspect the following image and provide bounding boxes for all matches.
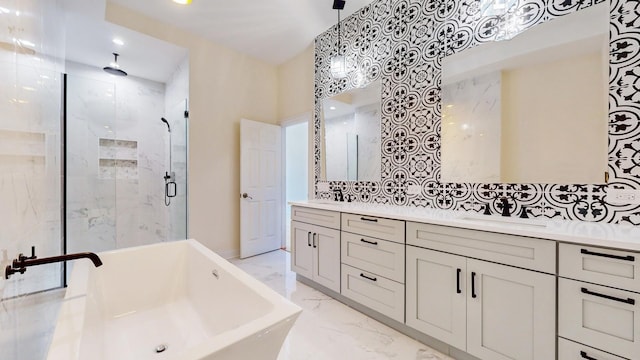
[467,259,555,360]
[290,221,313,279]
[313,226,341,293]
[559,278,640,360]
[406,246,467,350]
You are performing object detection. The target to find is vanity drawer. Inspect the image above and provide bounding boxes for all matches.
[341,264,404,323]
[341,213,405,244]
[406,222,556,273]
[559,278,640,360]
[558,337,627,360]
[291,206,340,230]
[559,243,640,293]
[341,232,405,283]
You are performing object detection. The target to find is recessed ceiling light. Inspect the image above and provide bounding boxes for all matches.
[172,0,192,4]
[0,7,10,13]
[329,106,336,110]
[112,38,124,46]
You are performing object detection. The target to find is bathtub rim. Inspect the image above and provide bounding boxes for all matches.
[46,239,302,360]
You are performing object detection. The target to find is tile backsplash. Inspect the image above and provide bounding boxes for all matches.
[314,0,640,224]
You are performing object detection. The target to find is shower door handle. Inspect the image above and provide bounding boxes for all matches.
[241,193,253,199]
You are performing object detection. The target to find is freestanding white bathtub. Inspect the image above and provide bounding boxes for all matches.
[47,239,301,360]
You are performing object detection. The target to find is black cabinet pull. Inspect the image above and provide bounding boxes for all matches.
[581,287,635,305]
[360,217,378,222]
[307,232,312,247]
[360,239,378,246]
[456,268,462,294]
[581,248,635,262]
[360,273,377,282]
[471,272,477,298]
[312,233,317,248]
[580,351,598,360]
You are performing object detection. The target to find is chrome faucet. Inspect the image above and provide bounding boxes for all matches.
[5,246,102,279]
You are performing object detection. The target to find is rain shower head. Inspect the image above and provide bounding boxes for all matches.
[161,117,171,132]
[103,53,127,77]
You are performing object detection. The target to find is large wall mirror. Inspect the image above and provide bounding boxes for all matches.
[441,3,609,184]
[321,80,381,181]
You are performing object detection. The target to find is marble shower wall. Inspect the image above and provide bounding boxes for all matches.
[65,61,169,254]
[0,0,65,298]
[314,0,640,224]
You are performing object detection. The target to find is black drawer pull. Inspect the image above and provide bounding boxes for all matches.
[360,217,378,222]
[360,239,378,246]
[581,248,635,262]
[312,233,317,248]
[580,351,597,360]
[360,273,377,282]
[456,268,462,294]
[307,232,312,247]
[581,287,635,305]
[471,272,477,298]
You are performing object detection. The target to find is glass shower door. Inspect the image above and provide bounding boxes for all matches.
[165,99,188,241]
[0,0,66,358]
[65,74,118,258]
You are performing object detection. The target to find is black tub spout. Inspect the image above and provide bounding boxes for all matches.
[5,246,102,279]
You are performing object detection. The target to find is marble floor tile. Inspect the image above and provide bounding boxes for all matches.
[230,250,454,360]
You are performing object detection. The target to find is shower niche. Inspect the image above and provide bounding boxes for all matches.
[98,138,139,180]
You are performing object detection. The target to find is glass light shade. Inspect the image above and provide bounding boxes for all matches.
[480,0,516,16]
[330,55,349,79]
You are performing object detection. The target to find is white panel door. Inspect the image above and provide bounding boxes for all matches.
[312,226,341,292]
[467,259,556,360]
[406,246,467,350]
[240,118,282,258]
[290,221,313,279]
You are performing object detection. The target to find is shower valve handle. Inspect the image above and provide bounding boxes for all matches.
[241,193,253,200]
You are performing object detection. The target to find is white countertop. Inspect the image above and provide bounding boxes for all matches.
[290,200,640,252]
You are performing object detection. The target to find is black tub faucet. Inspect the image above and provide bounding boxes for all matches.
[5,246,102,280]
[500,197,513,217]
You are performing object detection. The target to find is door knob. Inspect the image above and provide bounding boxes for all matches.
[241,193,253,199]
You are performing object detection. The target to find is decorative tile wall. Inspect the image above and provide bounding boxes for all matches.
[314,0,640,224]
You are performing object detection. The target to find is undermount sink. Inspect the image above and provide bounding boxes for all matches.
[309,199,340,205]
[459,215,547,228]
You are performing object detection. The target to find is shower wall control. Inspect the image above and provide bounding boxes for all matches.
[165,171,177,198]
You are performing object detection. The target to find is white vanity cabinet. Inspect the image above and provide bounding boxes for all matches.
[406,222,556,360]
[290,206,341,293]
[289,201,640,360]
[558,243,640,360]
[340,213,406,322]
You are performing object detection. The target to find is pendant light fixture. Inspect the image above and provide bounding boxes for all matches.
[479,0,522,41]
[330,0,350,79]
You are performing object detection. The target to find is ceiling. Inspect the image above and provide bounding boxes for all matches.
[61,0,375,83]
[63,2,188,83]
[108,0,376,65]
